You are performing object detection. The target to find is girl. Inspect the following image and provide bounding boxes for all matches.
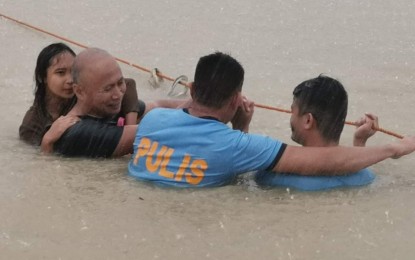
[19,43,77,145]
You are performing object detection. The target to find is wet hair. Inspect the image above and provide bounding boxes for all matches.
[33,42,76,116]
[192,52,244,109]
[293,75,348,142]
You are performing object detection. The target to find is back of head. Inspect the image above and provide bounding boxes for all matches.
[34,42,76,113]
[192,52,244,109]
[293,75,348,142]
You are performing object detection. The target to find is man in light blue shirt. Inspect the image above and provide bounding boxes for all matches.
[256,75,377,191]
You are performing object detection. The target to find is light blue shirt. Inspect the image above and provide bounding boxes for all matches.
[255,168,375,191]
[128,108,286,187]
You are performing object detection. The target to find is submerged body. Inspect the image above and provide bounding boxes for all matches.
[255,168,375,191]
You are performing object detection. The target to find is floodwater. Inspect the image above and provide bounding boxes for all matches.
[1,1,415,259]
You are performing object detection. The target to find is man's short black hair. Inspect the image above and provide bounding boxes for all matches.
[192,52,244,109]
[293,75,348,142]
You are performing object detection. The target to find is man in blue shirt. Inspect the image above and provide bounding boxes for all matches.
[256,75,377,190]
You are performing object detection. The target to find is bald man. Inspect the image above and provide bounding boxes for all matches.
[47,48,183,158]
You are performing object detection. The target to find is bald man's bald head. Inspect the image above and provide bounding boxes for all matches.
[71,47,126,118]
[72,48,113,84]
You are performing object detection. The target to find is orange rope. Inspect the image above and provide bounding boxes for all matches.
[0,13,404,139]
[254,103,292,114]
[0,13,88,49]
[0,13,190,87]
[344,121,403,139]
[254,103,403,139]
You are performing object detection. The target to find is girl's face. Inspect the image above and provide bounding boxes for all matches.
[45,52,75,99]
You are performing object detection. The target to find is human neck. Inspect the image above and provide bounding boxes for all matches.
[186,101,229,123]
[45,92,71,120]
[302,132,339,147]
[69,101,115,119]
[68,102,97,117]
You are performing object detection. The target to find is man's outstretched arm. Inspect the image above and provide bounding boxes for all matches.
[273,136,415,175]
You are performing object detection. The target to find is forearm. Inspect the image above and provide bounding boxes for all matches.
[353,137,367,147]
[112,125,138,157]
[145,98,190,114]
[232,121,249,133]
[231,97,254,133]
[353,113,378,147]
[40,132,56,154]
[273,145,396,175]
[39,115,80,154]
[353,131,369,147]
[123,112,138,125]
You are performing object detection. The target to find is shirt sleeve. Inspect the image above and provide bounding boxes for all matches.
[231,132,287,173]
[54,119,124,158]
[19,106,50,146]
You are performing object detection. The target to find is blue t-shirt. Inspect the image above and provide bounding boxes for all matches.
[128,108,286,187]
[255,168,375,191]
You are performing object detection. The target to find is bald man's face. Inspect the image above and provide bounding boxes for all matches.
[79,55,126,118]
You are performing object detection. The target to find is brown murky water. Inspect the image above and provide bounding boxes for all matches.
[1,1,415,259]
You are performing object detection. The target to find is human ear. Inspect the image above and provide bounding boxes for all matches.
[231,92,238,105]
[73,83,85,100]
[189,83,197,99]
[304,113,314,130]
[229,92,242,110]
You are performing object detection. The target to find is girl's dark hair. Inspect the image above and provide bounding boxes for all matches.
[33,42,76,116]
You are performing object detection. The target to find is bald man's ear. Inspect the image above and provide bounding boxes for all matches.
[73,83,86,101]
